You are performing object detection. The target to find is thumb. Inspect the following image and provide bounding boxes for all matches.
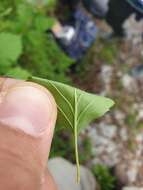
[0,78,57,190]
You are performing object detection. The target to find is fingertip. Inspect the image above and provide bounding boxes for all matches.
[0,79,57,137]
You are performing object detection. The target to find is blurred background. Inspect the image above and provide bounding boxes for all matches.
[0,0,143,190]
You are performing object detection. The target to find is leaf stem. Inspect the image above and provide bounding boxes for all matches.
[74,89,80,183]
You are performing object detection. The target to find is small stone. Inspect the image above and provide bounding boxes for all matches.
[123,14,143,44]
[99,123,117,139]
[135,134,143,143]
[120,128,128,141]
[123,187,143,190]
[127,166,138,183]
[121,74,134,90]
[100,65,113,92]
[48,158,98,190]
[114,110,126,125]
[137,109,143,121]
[115,158,143,186]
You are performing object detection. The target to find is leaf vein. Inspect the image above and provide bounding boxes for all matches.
[57,105,73,129]
[77,101,94,125]
[77,93,82,105]
[49,81,74,114]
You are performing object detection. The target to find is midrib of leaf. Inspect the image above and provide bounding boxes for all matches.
[74,89,80,183]
[49,81,74,115]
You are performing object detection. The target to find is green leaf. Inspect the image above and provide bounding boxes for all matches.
[35,16,56,32]
[31,76,114,182]
[6,67,31,80]
[32,76,114,131]
[0,33,22,64]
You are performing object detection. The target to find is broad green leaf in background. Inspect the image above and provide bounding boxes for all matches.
[31,76,114,182]
[35,16,56,32]
[0,33,22,66]
[0,7,12,18]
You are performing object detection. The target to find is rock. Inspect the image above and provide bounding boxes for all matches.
[121,74,137,93]
[114,110,126,126]
[88,124,121,167]
[99,123,117,139]
[137,109,143,122]
[115,138,143,186]
[48,158,98,190]
[123,14,143,45]
[123,187,143,190]
[100,65,113,93]
[119,127,128,141]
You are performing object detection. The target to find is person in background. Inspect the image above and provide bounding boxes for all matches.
[51,0,143,60]
[51,0,97,60]
[105,0,143,36]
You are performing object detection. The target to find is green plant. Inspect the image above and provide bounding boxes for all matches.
[31,76,114,182]
[79,136,93,164]
[0,32,22,74]
[0,0,74,82]
[98,41,118,65]
[125,112,137,127]
[92,164,116,190]
[50,130,75,161]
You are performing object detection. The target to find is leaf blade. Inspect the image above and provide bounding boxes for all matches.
[49,80,74,114]
[31,76,114,182]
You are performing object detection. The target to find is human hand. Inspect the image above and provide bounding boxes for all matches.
[0,78,58,190]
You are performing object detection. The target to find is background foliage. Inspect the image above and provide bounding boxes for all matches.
[92,164,116,190]
[0,0,74,82]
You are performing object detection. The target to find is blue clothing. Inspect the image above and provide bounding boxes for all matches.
[57,8,97,60]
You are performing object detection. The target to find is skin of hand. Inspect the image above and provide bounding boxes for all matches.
[52,22,63,36]
[0,78,58,190]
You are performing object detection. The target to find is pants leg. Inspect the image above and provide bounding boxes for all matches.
[58,0,80,9]
[82,0,109,17]
[106,0,136,36]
